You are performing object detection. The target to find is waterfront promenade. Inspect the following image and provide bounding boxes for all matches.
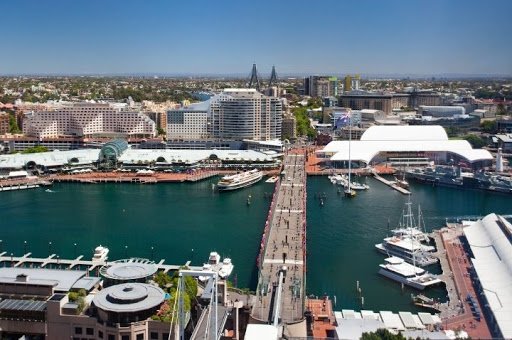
[252,151,307,331]
[431,226,492,338]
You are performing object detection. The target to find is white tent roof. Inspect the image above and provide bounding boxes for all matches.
[360,125,448,141]
[463,213,512,339]
[323,139,492,163]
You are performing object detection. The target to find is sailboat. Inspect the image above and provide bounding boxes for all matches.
[344,111,356,198]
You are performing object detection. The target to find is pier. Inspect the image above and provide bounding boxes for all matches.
[372,170,411,195]
[430,226,492,338]
[252,151,307,334]
[0,252,202,274]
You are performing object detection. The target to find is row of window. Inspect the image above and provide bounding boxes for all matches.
[75,326,168,340]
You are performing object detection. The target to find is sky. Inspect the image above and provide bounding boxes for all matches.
[1,0,511,76]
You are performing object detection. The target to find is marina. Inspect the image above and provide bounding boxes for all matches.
[1,165,512,338]
[0,251,203,274]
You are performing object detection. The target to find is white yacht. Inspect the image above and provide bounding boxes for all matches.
[92,245,109,262]
[218,258,234,279]
[390,227,430,243]
[375,236,437,267]
[378,257,442,290]
[208,252,221,266]
[217,169,263,191]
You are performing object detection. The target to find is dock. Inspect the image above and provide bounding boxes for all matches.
[372,171,411,195]
[0,252,202,274]
[252,151,307,334]
[429,226,492,338]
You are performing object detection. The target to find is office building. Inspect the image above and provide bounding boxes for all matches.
[419,106,466,118]
[304,76,338,97]
[167,103,209,140]
[339,92,393,114]
[343,75,360,92]
[0,112,9,135]
[282,115,297,141]
[23,103,156,138]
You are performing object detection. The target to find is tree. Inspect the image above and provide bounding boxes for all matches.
[8,114,21,133]
[361,329,405,340]
[463,134,487,148]
[480,120,497,133]
[21,146,49,154]
[157,127,166,136]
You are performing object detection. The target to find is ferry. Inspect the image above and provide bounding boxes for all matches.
[378,256,442,290]
[217,169,263,191]
[92,245,109,262]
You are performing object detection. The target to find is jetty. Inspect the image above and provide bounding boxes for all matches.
[252,151,307,335]
[372,170,411,195]
[0,252,202,274]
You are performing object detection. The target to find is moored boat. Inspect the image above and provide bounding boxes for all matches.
[92,245,109,262]
[217,169,263,191]
[378,256,442,290]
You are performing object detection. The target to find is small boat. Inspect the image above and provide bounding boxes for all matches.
[411,294,441,312]
[92,245,109,262]
[345,182,369,190]
[344,187,356,198]
[45,189,54,193]
[265,176,279,183]
[208,251,221,266]
[378,256,442,290]
[218,258,234,279]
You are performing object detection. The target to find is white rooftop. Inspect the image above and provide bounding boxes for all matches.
[0,267,91,292]
[319,126,492,164]
[463,213,512,338]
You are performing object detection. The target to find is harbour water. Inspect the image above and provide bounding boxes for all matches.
[1,176,512,312]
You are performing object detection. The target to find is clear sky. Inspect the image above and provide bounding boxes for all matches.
[1,0,511,76]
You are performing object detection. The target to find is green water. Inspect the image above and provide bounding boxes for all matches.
[1,176,511,312]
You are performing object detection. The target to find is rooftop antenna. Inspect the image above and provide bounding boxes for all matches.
[248,63,261,91]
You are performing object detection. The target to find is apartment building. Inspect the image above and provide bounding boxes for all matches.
[23,103,156,138]
[0,112,9,134]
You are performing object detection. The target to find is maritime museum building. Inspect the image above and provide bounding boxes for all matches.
[317,125,493,169]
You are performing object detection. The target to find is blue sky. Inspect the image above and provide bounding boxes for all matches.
[1,0,511,75]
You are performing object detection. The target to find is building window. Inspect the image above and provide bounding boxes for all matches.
[99,331,103,338]
[108,335,115,340]
[136,334,144,340]
[86,328,94,335]
[122,335,130,340]
[150,332,158,340]
[162,334,169,340]
[75,327,82,334]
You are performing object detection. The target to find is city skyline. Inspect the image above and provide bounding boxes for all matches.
[1,0,512,76]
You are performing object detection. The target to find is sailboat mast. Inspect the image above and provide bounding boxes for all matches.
[348,112,352,191]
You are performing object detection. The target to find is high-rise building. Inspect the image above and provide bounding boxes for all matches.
[304,76,338,97]
[343,75,360,92]
[282,115,297,141]
[339,92,393,114]
[211,89,282,141]
[23,103,156,138]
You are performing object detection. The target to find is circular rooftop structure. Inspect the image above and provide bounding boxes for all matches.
[100,258,158,281]
[93,282,164,313]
